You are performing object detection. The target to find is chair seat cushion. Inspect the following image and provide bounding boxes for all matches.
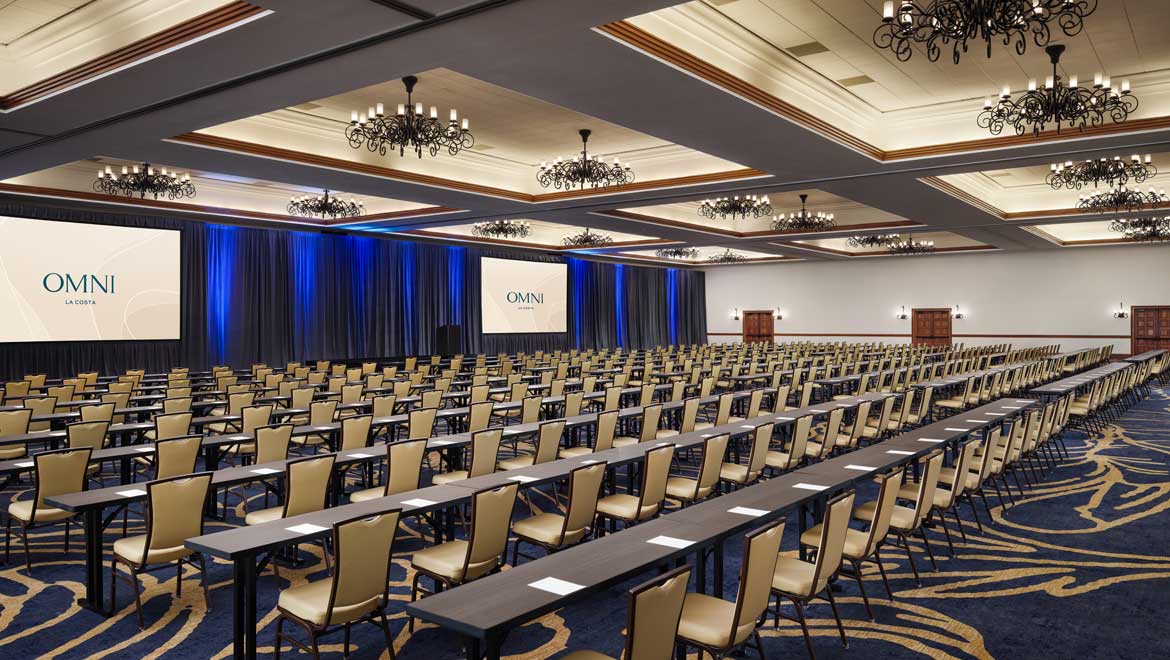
[677,592,738,648]
[656,429,679,439]
[718,462,750,484]
[113,534,192,565]
[278,577,383,626]
[559,446,592,458]
[693,422,714,431]
[771,557,817,597]
[765,450,792,469]
[596,493,654,521]
[938,467,979,490]
[244,506,283,526]
[799,524,869,559]
[854,499,916,530]
[432,470,469,485]
[411,540,469,580]
[665,476,703,501]
[497,455,535,471]
[8,499,73,523]
[349,486,385,502]
[513,512,583,546]
[611,436,639,448]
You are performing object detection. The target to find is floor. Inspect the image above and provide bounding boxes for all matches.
[1,387,1168,659]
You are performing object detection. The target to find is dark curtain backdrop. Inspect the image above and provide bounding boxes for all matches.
[0,201,707,379]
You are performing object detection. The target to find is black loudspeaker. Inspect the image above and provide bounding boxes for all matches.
[435,324,462,355]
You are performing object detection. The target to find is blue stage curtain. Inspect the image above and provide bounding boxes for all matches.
[0,200,706,378]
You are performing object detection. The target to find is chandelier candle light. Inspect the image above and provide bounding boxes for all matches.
[847,234,900,249]
[537,129,634,190]
[1110,216,1170,242]
[886,234,935,256]
[707,249,748,264]
[346,76,473,158]
[698,195,772,220]
[1077,186,1168,214]
[874,0,1097,64]
[472,220,531,239]
[94,163,195,200]
[770,194,835,232]
[287,190,364,219]
[561,227,615,247]
[978,44,1136,137]
[655,246,700,260]
[1047,154,1155,190]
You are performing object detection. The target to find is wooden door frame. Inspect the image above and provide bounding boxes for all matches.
[912,307,953,346]
[1131,305,1170,352]
[742,310,775,343]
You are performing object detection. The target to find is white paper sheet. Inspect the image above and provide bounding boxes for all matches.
[116,489,147,497]
[646,535,694,549]
[727,506,768,517]
[286,523,328,535]
[401,498,437,507]
[251,467,281,475]
[529,577,584,596]
[886,449,914,455]
[793,483,828,491]
[845,464,878,471]
[508,475,538,483]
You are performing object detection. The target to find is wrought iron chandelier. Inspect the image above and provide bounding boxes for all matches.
[561,227,614,247]
[1109,216,1170,242]
[698,195,772,221]
[979,45,1136,137]
[885,234,936,256]
[537,129,634,190]
[655,246,700,260]
[1047,154,1155,190]
[707,249,747,264]
[287,190,364,219]
[770,194,835,232]
[1077,186,1168,214]
[472,220,531,239]
[847,234,900,249]
[345,75,473,158]
[94,163,195,200]
[874,0,1097,64]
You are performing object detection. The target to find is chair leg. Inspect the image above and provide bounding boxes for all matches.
[790,597,817,660]
[849,558,874,621]
[20,523,32,574]
[931,509,956,556]
[917,526,939,571]
[197,554,212,610]
[897,533,922,586]
[130,567,145,629]
[752,629,768,660]
[274,615,285,660]
[380,611,396,660]
[343,622,351,658]
[823,588,848,648]
[872,548,895,600]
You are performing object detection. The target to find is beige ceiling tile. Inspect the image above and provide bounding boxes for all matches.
[715,0,812,49]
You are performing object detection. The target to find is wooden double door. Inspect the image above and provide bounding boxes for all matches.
[912,308,952,347]
[742,311,774,344]
[1132,306,1170,353]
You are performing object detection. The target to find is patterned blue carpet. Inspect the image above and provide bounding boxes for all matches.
[2,387,1168,659]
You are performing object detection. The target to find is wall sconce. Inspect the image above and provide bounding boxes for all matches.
[895,305,908,320]
[952,304,964,320]
[773,306,783,320]
[1114,302,1129,319]
[731,308,741,320]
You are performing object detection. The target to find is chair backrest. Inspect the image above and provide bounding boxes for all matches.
[861,468,905,556]
[559,463,607,543]
[341,383,364,405]
[809,491,856,594]
[32,447,92,512]
[384,439,427,495]
[467,401,494,433]
[371,395,396,418]
[624,565,692,660]
[745,423,772,479]
[4,380,31,398]
[603,386,622,410]
[138,473,213,563]
[468,429,503,477]
[909,450,945,526]
[254,424,293,464]
[153,435,201,479]
[594,410,619,452]
[678,397,701,433]
[639,383,657,407]
[534,420,566,464]
[154,412,193,441]
[242,405,273,435]
[508,381,528,402]
[635,445,675,519]
[785,414,813,468]
[67,420,109,451]
[725,520,785,647]
[326,508,401,623]
[80,403,114,422]
[564,391,585,417]
[798,381,816,408]
[0,409,32,435]
[408,407,439,440]
[463,483,519,580]
[340,415,373,452]
[771,385,790,413]
[282,455,336,517]
[638,404,663,442]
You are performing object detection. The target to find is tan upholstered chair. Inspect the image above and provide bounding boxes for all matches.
[897,439,978,556]
[80,403,114,423]
[433,429,503,485]
[110,473,213,628]
[801,468,905,619]
[144,411,193,442]
[766,414,812,473]
[6,447,92,572]
[855,449,944,584]
[408,483,519,630]
[666,433,729,506]
[694,393,734,431]
[350,439,427,502]
[273,508,401,659]
[511,462,606,563]
[561,565,691,660]
[466,401,494,433]
[0,409,33,460]
[245,455,336,526]
[770,491,856,659]
[151,435,201,480]
[405,407,439,441]
[596,444,674,533]
[719,423,772,491]
[560,409,618,458]
[498,420,565,470]
[613,404,664,447]
[676,520,784,660]
[292,400,339,449]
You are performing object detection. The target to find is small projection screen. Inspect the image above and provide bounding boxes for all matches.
[480,257,567,334]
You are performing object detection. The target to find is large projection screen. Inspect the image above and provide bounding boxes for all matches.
[480,257,567,334]
[0,217,181,342]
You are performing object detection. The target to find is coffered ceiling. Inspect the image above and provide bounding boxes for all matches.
[0,0,1168,268]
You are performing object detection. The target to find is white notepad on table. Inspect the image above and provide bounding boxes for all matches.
[117,489,147,498]
[286,523,327,535]
[529,577,584,596]
[647,535,694,549]
[728,506,768,517]
[401,498,437,507]
[793,483,828,492]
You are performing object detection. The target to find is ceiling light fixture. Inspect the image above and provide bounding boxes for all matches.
[94,162,195,200]
[345,75,473,158]
[978,44,1136,137]
[287,189,364,219]
[707,249,748,264]
[1109,216,1170,242]
[874,0,1096,64]
[656,246,700,260]
[472,219,531,239]
[561,227,614,247]
[537,129,634,190]
[1077,186,1168,214]
[770,194,835,232]
[698,195,772,221]
[1047,154,1155,190]
[847,234,900,249]
[886,234,936,256]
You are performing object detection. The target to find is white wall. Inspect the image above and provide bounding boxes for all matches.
[703,244,1170,355]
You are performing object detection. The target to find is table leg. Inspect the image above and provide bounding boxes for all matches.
[232,553,258,660]
[695,546,708,595]
[76,507,108,615]
[713,540,725,598]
